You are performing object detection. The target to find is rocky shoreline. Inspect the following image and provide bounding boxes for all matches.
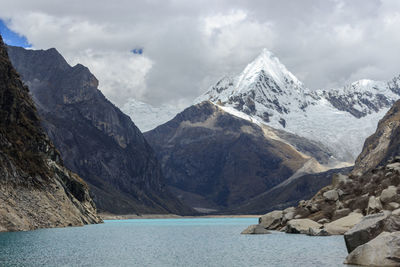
[242,161,400,266]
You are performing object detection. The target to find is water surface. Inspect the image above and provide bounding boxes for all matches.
[0,218,349,266]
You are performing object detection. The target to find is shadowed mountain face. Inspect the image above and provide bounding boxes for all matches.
[7,45,191,215]
[0,35,101,232]
[353,100,400,176]
[145,101,329,212]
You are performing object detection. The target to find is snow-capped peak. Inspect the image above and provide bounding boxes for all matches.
[196,48,400,162]
[236,48,304,94]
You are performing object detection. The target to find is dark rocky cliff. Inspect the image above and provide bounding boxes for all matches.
[0,35,101,231]
[7,45,191,215]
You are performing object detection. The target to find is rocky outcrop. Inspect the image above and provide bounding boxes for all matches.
[345,231,400,266]
[7,45,192,215]
[344,211,400,253]
[0,34,101,231]
[231,167,351,215]
[353,100,400,175]
[145,101,322,213]
[241,224,270,234]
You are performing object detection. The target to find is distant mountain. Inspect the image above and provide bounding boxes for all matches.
[196,49,400,162]
[121,98,183,132]
[7,45,192,215]
[145,101,334,213]
[0,35,101,232]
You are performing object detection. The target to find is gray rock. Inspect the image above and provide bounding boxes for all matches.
[386,162,400,172]
[393,208,400,216]
[286,219,322,234]
[318,218,330,224]
[388,202,400,211]
[259,210,283,229]
[282,207,295,223]
[241,224,271,234]
[325,212,363,235]
[344,211,400,253]
[381,186,398,204]
[345,231,400,266]
[308,227,331,236]
[367,196,383,214]
[332,173,350,187]
[323,189,339,201]
[333,208,351,220]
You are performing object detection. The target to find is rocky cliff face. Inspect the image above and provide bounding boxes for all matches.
[145,101,335,213]
[352,100,400,176]
[7,45,191,215]
[0,35,101,232]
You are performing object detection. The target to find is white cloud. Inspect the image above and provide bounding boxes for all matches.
[0,0,400,107]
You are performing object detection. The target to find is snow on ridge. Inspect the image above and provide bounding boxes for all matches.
[196,48,400,162]
[121,98,183,132]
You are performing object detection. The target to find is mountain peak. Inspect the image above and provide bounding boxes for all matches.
[236,48,304,93]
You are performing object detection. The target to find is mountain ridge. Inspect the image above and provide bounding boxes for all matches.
[7,45,192,215]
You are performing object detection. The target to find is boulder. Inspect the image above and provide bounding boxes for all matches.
[325,212,363,235]
[259,210,283,229]
[386,162,400,172]
[241,224,271,234]
[388,202,400,211]
[381,186,398,204]
[367,196,383,214]
[286,219,322,234]
[323,189,339,201]
[282,207,295,223]
[318,218,330,224]
[332,173,350,187]
[308,227,331,236]
[332,208,351,221]
[345,231,400,266]
[344,211,394,253]
[393,208,400,216]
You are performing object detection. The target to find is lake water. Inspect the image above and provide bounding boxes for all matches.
[0,218,350,266]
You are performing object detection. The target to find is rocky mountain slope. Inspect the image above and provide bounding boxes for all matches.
[196,49,400,162]
[121,98,183,132]
[245,99,400,265]
[0,35,101,231]
[7,45,191,215]
[145,101,336,213]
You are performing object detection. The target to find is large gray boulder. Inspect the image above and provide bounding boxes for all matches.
[323,189,339,201]
[259,210,283,230]
[344,211,400,253]
[241,224,271,235]
[381,186,398,204]
[286,219,322,234]
[325,212,363,235]
[345,232,400,266]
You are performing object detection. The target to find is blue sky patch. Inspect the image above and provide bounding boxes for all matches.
[131,48,143,55]
[0,19,31,48]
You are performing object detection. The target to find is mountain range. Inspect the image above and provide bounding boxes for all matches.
[7,45,192,215]
[139,49,400,213]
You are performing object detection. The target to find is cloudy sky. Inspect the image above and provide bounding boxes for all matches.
[1,0,400,108]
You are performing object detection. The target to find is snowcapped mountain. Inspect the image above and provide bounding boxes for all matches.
[121,98,183,132]
[196,49,400,162]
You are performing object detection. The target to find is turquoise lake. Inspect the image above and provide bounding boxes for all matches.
[0,218,350,266]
